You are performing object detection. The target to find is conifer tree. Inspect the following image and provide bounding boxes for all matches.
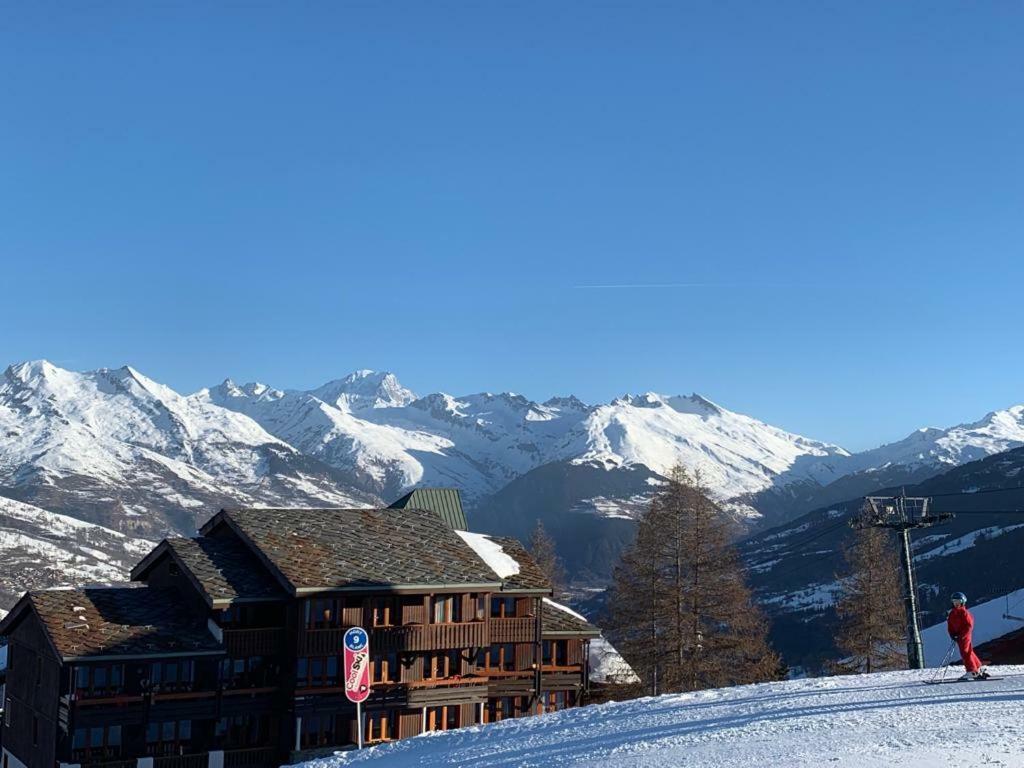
[607,466,781,695]
[528,519,566,597]
[833,511,908,673]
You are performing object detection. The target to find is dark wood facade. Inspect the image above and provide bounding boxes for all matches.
[0,497,600,768]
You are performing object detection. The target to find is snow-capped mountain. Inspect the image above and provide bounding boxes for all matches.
[0,361,376,537]
[3,358,1023,599]
[200,377,851,506]
[0,496,153,607]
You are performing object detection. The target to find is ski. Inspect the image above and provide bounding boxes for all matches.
[924,677,1002,685]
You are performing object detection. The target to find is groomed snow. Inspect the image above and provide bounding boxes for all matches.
[299,667,1024,767]
[454,531,521,579]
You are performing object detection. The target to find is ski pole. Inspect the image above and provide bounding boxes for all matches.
[930,640,955,684]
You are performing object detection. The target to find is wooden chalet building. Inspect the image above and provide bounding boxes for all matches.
[0,490,600,768]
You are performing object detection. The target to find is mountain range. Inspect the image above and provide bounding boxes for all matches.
[2,359,1024,602]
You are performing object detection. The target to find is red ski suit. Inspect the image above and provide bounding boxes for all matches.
[947,605,982,673]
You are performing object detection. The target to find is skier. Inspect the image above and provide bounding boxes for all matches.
[947,592,989,681]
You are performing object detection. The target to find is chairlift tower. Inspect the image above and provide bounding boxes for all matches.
[858,492,954,670]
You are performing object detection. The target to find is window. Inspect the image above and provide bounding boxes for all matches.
[305,597,346,629]
[486,643,515,672]
[372,598,396,627]
[220,656,272,689]
[542,640,569,667]
[146,720,192,756]
[372,652,400,684]
[425,705,460,732]
[300,713,349,749]
[490,596,516,618]
[541,691,569,713]
[485,696,519,723]
[150,659,194,692]
[296,656,339,688]
[365,711,395,743]
[216,714,272,748]
[431,595,462,624]
[74,664,125,698]
[424,650,461,679]
[71,725,122,760]
[473,594,487,621]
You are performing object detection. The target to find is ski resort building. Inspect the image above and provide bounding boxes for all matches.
[0,490,600,768]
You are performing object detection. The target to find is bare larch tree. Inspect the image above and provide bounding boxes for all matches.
[833,510,908,673]
[608,465,780,696]
[528,519,566,597]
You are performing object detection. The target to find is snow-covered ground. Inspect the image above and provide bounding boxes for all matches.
[300,668,1024,767]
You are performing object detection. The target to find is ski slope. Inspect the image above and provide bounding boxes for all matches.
[300,667,1024,768]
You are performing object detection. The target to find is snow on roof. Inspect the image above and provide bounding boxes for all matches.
[589,636,640,685]
[454,530,521,580]
[292,666,1024,767]
[542,597,588,622]
[922,587,1024,666]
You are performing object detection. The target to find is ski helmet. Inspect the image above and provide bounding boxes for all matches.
[951,592,967,604]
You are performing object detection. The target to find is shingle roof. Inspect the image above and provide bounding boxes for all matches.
[488,536,552,592]
[389,488,468,530]
[132,536,286,606]
[542,599,601,638]
[16,586,223,660]
[213,507,503,592]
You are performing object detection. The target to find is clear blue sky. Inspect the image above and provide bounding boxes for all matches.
[2,2,1022,451]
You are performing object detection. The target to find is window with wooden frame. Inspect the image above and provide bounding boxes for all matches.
[145,720,192,756]
[542,640,569,667]
[486,643,515,672]
[372,597,396,627]
[484,696,518,723]
[300,713,349,749]
[430,594,463,624]
[541,690,569,713]
[305,597,345,629]
[423,650,462,680]
[425,705,460,732]
[71,724,123,760]
[472,594,487,621]
[490,596,516,618]
[296,656,340,688]
[215,714,273,749]
[371,652,400,684]
[149,659,194,692]
[74,664,125,698]
[365,710,396,743]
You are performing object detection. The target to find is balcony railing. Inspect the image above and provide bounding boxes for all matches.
[223,627,287,657]
[299,622,488,655]
[225,747,278,767]
[153,755,209,768]
[490,617,536,643]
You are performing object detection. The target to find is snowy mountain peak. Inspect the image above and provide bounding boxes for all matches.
[309,370,417,412]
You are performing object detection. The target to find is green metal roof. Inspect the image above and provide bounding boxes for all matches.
[389,487,468,530]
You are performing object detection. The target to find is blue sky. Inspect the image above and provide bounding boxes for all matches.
[1,2,1022,450]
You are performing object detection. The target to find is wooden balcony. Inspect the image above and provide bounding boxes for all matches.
[299,622,488,655]
[153,755,209,768]
[225,747,278,767]
[223,627,286,657]
[490,617,536,643]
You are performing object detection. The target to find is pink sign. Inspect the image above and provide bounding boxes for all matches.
[343,626,371,703]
